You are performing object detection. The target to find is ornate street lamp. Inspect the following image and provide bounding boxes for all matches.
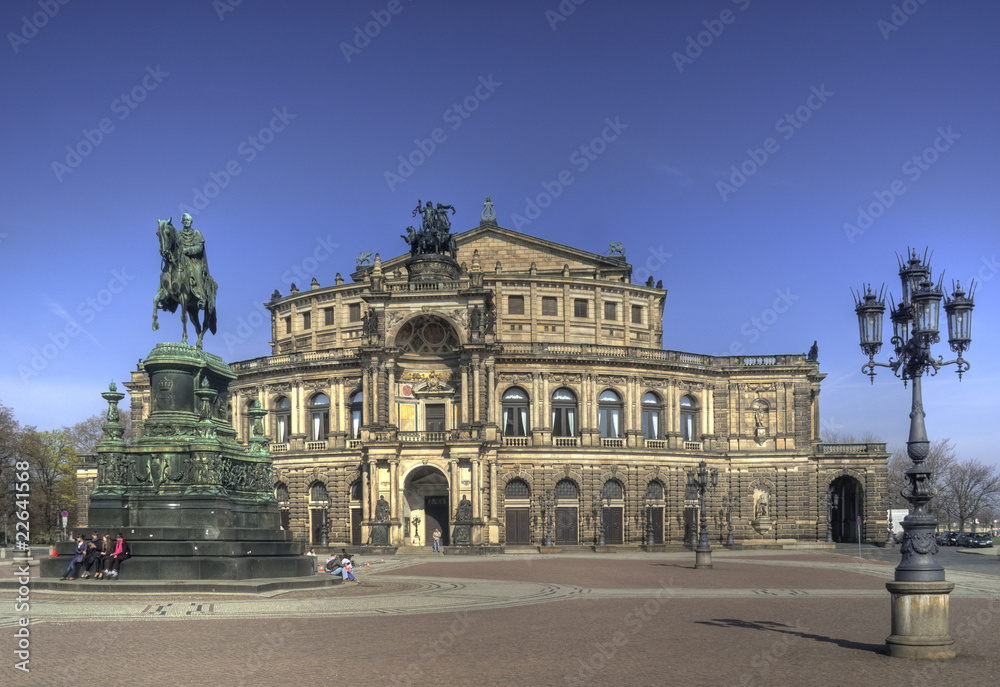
[826,490,839,543]
[722,490,735,547]
[853,247,975,659]
[688,461,718,569]
[538,489,555,548]
[645,497,655,547]
[592,495,604,547]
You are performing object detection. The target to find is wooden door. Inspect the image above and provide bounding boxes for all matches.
[351,508,362,545]
[651,507,664,544]
[555,507,578,545]
[605,507,623,545]
[505,508,530,545]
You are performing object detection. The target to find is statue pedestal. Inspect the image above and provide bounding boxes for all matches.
[42,343,310,580]
[885,581,956,659]
[695,548,713,569]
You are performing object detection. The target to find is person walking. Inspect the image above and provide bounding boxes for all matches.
[432,527,442,553]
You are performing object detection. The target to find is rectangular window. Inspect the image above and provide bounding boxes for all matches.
[349,303,361,322]
[508,295,525,315]
[573,299,588,318]
[604,302,617,321]
[541,296,558,316]
[631,305,642,324]
[324,307,334,326]
[302,312,311,330]
[284,318,291,334]
[425,404,446,432]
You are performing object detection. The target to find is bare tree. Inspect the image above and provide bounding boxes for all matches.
[940,457,1000,532]
[64,409,132,455]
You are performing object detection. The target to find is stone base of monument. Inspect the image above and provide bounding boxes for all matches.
[885,580,956,659]
[40,343,312,581]
[694,548,713,569]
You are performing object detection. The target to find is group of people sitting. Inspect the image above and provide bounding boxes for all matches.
[325,549,357,582]
[59,532,132,580]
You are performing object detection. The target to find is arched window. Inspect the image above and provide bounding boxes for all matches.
[602,480,624,500]
[598,389,622,438]
[551,387,578,437]
[505,479,530,499]
[641,392,662,440]
[645,481,664,501]
[680,394,698,442]
[555,479,579,500]
[273,396,291,443]
[349,391,363,439]
[309,393,330,441]
[349,481,362,502]
[309,482,328,502]
[502,387,529,437]
[274,482,289,502]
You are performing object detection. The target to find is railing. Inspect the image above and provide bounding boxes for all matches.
[683,441,702,451]
[818,442,887,455]
[270,443,289,453]
[504,436,530,447]
[386,280,465,292]
[398,431,448,442]
[346,439,363,449]
[231,349,357,372]
[305,441,326,451]
[645,439,667,449]
[601,437,625,448]
[554,437,578,448]
[498,343,801,367]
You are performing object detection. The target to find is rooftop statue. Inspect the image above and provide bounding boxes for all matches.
[152,213,218,348]
[406,199,457,258]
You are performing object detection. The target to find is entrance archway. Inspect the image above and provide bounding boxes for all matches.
[830,475,864,543]
[403,465,450,546]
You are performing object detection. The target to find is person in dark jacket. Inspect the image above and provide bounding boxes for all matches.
[59,535,87,580]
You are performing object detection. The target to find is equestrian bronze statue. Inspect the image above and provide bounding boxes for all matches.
[152,213,218,348]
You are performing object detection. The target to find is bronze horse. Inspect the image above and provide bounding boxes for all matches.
[152,217,218,348]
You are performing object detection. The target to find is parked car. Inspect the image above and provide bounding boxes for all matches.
[955,532,973,547]
[965,533,994,548]
[946,531,960,546]
[935,531,952,546]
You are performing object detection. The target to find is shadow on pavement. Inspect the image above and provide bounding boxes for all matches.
[696,618,885,655]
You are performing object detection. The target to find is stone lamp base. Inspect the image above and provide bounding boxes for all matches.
[885,580,956,659]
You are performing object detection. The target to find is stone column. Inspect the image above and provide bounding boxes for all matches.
[472,355,481,422]
[449,460,459,520]
[389,459,399,520]
[486,363,495,424]
[362,365,370,426]
[472,459,481,518]
[461,365,469,424]
[387,360,396,426]
[489,460,497,520]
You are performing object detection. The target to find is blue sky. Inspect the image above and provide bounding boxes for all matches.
[1,1,997,465]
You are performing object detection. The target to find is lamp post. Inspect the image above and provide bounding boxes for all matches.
[689,461,718,569]
[826,490,839,543]
[592,496,603,547]
[645,497,655,547]
[853,247,974,659]
[538,489,555,548]
[722,491,735,547]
